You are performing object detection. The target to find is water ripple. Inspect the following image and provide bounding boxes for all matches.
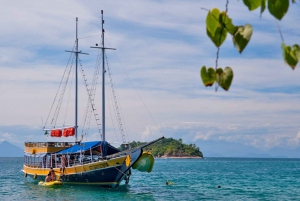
[1,157,300,200]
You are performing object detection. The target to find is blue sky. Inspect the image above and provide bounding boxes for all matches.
[0,0,299,150]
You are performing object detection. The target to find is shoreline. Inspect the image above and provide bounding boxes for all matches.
[155,156,204,159]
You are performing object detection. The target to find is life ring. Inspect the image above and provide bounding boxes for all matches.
[33,174,37,179]
[24,172,27,178]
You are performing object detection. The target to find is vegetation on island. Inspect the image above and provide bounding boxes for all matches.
[120,138,203,158]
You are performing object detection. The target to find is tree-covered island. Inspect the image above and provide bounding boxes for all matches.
[120,138,203,158]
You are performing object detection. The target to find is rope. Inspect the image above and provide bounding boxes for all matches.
[106,160,128,177]
[105,53,127,143]
[63,67,74,127]
[44,41,76,129]
[79,56,102,138]
[78,34,102,39]
[51,56,75,127]
[105,78,120,144]
[106,41,163,139]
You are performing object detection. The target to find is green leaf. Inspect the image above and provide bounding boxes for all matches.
[282,43,300,69]
[206,8,228,47]
[206,8,221,37]
[200,66,216,87]
[216,67,234,91]
[206,26,227,47]
[295,45,300,59]
[233,24,253,53]
[243,0,262,11]
[268,0,289,20]
[261,0,266,16]
[216,68,223,74]
[220,12,237,35]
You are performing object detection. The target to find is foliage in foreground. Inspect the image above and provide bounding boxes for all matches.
[201,0,300,91]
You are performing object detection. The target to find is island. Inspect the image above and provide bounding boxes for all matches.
[120,138,203,158]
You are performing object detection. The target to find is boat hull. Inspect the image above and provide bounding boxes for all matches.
[61,165,125,187]
[23,147,143,187]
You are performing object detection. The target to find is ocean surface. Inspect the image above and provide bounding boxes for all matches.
[0,157,300,200]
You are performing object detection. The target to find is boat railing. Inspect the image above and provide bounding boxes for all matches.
[24,142,75,148]
[24,153,124,169]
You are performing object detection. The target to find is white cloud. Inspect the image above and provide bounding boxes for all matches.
[0,132,21,145]
[144,121,300,150]
[0,0,299,150]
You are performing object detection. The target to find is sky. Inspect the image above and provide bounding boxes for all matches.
[0,0,299,151]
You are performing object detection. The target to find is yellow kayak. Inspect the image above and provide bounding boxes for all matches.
[38,181,63,186]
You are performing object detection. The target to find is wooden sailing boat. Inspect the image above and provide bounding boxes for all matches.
[22,10,163,187]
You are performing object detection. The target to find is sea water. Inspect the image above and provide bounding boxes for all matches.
[0,157,300,200]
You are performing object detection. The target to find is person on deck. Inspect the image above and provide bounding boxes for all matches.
[60,155,67,175]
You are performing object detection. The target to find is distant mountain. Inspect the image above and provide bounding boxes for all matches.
[265,147,300,158]
[0,141,23,157]
[194,140,264,157]
[193,140,300,158]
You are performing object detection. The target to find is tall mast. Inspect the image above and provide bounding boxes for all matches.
[101,10,105,142]
[66,18,88,143]
[91,10,116,142]
[75,17,79,142]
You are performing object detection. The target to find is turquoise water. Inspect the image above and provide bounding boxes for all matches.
[1,157,300,200]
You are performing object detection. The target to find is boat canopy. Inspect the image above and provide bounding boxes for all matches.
[55,141,120,156]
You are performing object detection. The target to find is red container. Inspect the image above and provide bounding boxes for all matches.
[51,129,62,137]
[63,129,69,137]
[68,127,75,136]
[62,127,75,137]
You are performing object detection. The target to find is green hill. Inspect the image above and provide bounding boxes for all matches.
[121,138,203,158]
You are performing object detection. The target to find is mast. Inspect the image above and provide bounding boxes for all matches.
[75,17,78,142]
[101,10,105,142]
[91,10,116,142]
[66,18,88,143]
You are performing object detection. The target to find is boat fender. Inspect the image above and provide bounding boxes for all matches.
[125,155,131,167]
[33,174,37,179]
[24,172,27,178]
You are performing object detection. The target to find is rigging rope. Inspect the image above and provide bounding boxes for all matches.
[79,55,102,138]
[105,53,128,143]
[51,55,75,127]
[108,44,164,138]
[63,67,74,127]
[44,41,76,129]
[105,73,120,144]
[78,34,102,40]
